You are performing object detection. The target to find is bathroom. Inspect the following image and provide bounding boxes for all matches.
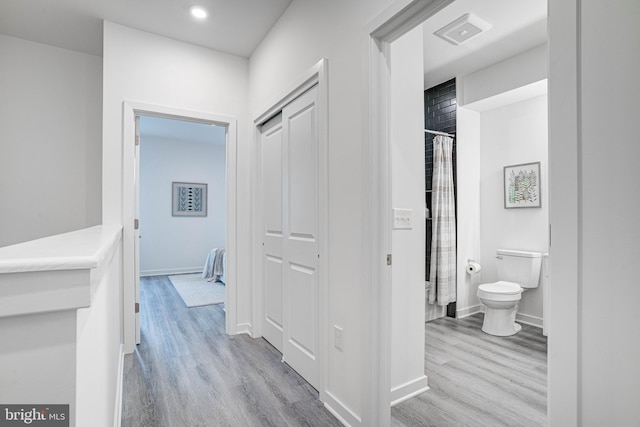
[388,7,549,423]
[445,44,550,332]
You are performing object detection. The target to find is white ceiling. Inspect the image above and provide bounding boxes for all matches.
[1,0,546,138]
[422,0,547,88]
[0,0,292,57]
[139,115,226,145]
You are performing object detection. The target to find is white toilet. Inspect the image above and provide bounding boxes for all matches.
[477,249,542,336]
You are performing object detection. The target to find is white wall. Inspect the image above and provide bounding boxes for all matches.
[455,106,482,317]
[139,135,226,276]
[0,34,102,247]
[578,0,640,424]
[458,44,547,107]
[102,22,251,327]
[479,95,549,323]
[249,0,394,422]
[456,46,548,320]
[390,25,428,405]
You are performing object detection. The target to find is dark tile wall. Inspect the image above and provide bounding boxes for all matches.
[424,78,457,306]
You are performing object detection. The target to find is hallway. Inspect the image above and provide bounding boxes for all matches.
[121,276,341,426]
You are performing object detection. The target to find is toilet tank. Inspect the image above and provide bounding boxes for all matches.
[496,249,542,288]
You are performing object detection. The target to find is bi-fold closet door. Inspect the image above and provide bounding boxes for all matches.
[260,85,320,390]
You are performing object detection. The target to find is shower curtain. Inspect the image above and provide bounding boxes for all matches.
[428,135,457,306]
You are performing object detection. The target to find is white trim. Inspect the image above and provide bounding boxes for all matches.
[516,312,544,328]
[456,304,483,319]
[112,344,125,427]
[235,322,253,336]
[122,101,239,353]
[113,344,124,427]
[323,390,361,427]
[362,1,454,425]
[547,0,580,424]
[251,58,329,403]
[140,268,202,277]
[390,376,429,407]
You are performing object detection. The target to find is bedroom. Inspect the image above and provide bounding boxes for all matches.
[138,115,228,309]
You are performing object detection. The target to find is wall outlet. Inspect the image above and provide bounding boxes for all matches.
[393,208,413,229]
[334,325,343,351]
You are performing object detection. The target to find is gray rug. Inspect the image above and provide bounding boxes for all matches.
[168,273,226,308]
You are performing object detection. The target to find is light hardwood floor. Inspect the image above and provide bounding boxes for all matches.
[391,314,547,427]
[121,276,342,427]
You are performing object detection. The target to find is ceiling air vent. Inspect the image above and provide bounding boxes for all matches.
[434,13,492,46]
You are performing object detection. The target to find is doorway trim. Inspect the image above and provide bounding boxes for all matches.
[122,101,238,353]
[251,58,329,406]
[364,0,580,426]
[361,1,459,425]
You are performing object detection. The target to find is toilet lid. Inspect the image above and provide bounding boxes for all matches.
[478,281,521,294]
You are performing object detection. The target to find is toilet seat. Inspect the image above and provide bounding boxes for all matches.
[478,281,522,301]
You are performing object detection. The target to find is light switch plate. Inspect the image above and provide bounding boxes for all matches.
[393,208,413,229]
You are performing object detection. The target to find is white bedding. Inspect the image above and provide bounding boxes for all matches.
[202,248,226,283]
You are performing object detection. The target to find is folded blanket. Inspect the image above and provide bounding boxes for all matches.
[202,248,225,282]
[212,248,225,282]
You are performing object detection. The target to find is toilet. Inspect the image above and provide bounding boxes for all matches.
[477,249,542,336]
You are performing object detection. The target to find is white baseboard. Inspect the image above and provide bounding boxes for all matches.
[390,375,429,406]
[235,322,253,336]
[323,390,361,427]
[516,312,543,328]
[140,267,201,277]
[456,304,483,319]
[113,344,125,427]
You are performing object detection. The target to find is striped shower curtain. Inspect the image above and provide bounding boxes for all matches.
[428,135,457,306]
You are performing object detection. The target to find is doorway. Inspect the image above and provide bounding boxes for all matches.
[362,0,553,424]
[137,115,227,324]
[121,102,238,351]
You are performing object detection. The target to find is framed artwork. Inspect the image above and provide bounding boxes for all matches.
[172,182,207,216]
[503,162,541,209]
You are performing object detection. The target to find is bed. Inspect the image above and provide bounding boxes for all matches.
[202,248,226,284]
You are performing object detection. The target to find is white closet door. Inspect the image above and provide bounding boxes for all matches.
[261,113,284,353]
[281,86,319,389]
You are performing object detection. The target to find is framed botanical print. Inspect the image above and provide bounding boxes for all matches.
[504,162,541,209]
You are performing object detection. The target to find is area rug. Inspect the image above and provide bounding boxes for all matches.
[168,273,226,308]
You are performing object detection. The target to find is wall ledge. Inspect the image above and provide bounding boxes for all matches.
[0,225,123,318]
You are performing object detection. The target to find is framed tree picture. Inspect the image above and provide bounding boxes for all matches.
[172,182,208,216]
[503,162,541,209]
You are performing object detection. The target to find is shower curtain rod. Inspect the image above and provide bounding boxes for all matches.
[424,129,455,138]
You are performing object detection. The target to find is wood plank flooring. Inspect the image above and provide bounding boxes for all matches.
[391,314,547,427]
[121,275,341,427]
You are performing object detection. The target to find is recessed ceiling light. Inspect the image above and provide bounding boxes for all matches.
[190,6,208,19]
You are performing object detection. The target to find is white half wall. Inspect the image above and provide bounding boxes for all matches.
[479,94,549,321]
[0,34,102,247]
[390,25,428,405]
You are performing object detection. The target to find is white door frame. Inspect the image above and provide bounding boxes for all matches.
[361,2,454,424]
[252,58,328,399]
[122,101,238,353]
[363,0,580,426]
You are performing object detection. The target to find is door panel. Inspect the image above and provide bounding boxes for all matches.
[287,103,317,240]
[261,114,284,352]
[282,87,319,389]
[288,262,317,358]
